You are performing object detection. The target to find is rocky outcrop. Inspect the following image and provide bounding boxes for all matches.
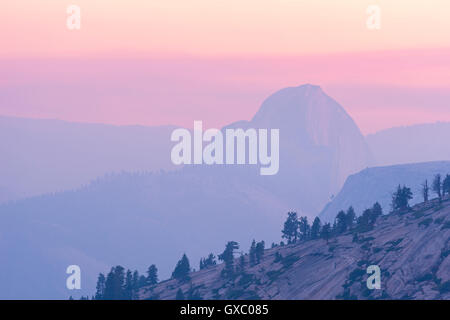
[140,198,450,300]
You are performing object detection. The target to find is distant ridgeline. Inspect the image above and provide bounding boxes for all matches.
[85,173,450,300]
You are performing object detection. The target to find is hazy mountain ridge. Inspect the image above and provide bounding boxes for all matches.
[139,197,450,300]
[0,116,177,204]
[3,84,450,300]
[0,84,371,215]
[367,122,450,166]
[222,84,372,215]
[0,84,373,299]
[319,161,450,223]
[0,168,289,299]
[250,85,372,191]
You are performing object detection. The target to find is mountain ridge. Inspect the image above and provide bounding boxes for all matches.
[366,122,450,166]
[138,196,450,300]
[0,85,372,299]
[319,160,450,223]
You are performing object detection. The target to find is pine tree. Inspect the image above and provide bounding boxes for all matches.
[321,223,331,244]
[443,174,450,197]
[146,265,158,286]
[238,254,246,271]
[172,254,191,281]
[298,216,310,241]
[310,217,321,239]
[207,253,216,266]
[281,212,299,244]
[94,273,106,300]
[123,269,134,300]
[422,179,430,202]
[255,241,265,264]
[103,266,125,300]
[371,202,383,222]
[392,185,413,211]
[131,270,140,300]
[218,241,239,277]
[433,174,442,202]
[335,210,347,234]
[138,275,147,288]
[200,253,216,270]
[357,208,372,232]
[132,270,140,293]
[346,207,356,230]
[249,239,257,266]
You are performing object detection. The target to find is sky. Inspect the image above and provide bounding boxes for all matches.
[1,0,450,134]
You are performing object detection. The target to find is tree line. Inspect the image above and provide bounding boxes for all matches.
[91,264,159,300]
[89,238,266,299]
[421,173,450,204]
[87,173,450,300]
[281,173,450,247]
[281,203,382,245]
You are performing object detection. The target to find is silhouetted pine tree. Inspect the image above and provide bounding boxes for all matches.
[172,254,191,281]
[335,210,347,234]
[94,273,106,300]
[357,208,373,232]
[255,241,265,264]
[443,174,450,197]
[282,212,299,244]
[218,241,239,277]
[298,216,310,241]
[132,270,139,289]
[433,174,442,202]
[238,254,246,271]
[146,265,158,286]
[200,253,216,270]
[357,202,383,232]
[138,275,147,287]
[422,179,430,202]
[391,185,413,211]
[346,207,356,230]
[249,240,257,266]
[372,202,383,221]
[123,269,134,300]
[103,266,125,300]
[310,217,322,239]
[130,270,140,299]
[372,201,383,218]
[321,223,331,244]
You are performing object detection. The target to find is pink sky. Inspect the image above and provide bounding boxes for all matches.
[1,1,450,134]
